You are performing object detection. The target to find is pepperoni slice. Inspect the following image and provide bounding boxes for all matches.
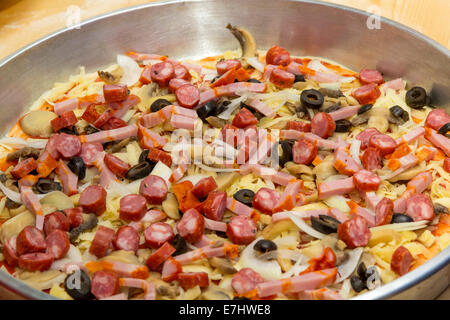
[369,134,396,156]
[145,242,176,270]
[202,191,227,221]
[353,170,381,192]
[361,147,382,170]
[359,69,383,85]
[231,268,265,295]
[91,271,119,299]
[311,112,336,139]
[80,143,103,166]
[139,175,168,205]
[252,187,280,215]
[356,128,381,150]
[405,194,435,221]
[231,108,258,128]
[56,133,81,159]
[375,197,394,226]
[150,61,175,87]
[227,216,257,245]
[390,246,414,276]
[293,138,318,165]
[146,147,172,167]
[119,194,147,221]
[104,153,130,178]
[79,185,107,216]
[270,68,295,88]
[64,207,83,228]
[211,68,236,88]
[144,222,175,249]
[286,121,311,132]
[46,229,70,259]
[11,158,38,179]
[113,226,140,252]
[2,237,19,267]
[169,78,190,92]
[16,226,46,255]
[266,46,291,66]
[89,225,115,258]
[216,59,241,75]
[175,84,200,109]
[191,176,217,199]
[337,216,370,248]
[18,252,54,272]
[103,84,128,102]
[352,83,381,105]
[44,211,70,236]
[51,111,78,132]
[177,272,209,289]
[174,64,192,81]
[176,208,205,244]
[425,109,450,131]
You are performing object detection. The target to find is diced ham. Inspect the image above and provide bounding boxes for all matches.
[328,105,360,121]
[393,171,433,213]
[53,98,78,116]
[248,98,275,117]
[198,82,266,105]
[318,177,355,200]
[118,278,156,300]
[273,180,303,212]
[425,128,450,156]
[281,130,339,150]
[170,114,198,130]
[395,127,425,145]
[226,198,253,217]
[20,186,44,230]
[174,244,239,264]
[334,147,362,175]
[381,78,405,91]
[54,160,78,196]
[81,125,138,144]
[204,218,227,232]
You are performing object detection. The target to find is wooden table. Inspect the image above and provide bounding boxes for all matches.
[0,0,448,300]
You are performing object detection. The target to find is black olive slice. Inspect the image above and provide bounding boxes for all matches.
[405,87,427,109]
[279,139,295,167]
[241,102,264,120]
[212,100,231,117]
[64,270,94,300]
[254,239,277,253]
[150,98,171,113]
[197,100,218,119]
[233,189,255,207]
[357,262,368,280]
[294,74,306,83]
[83,124,99,135]
[350,275,366,292]
[138,149,150,164]
[67,156,86,180]
[33,178,63,194]
[437,123,450,138]
[247,78,261,83]
[391,213,414,224]
[357,104,373,115]
[310,215,341,234]
[172,234,188,256]
[300,89,324,109]
[5,198,21,209]
[433,203,449,214]
[126,161,154,180]
[334,119,352,132]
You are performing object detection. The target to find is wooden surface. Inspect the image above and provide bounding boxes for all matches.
[0,0,448,300]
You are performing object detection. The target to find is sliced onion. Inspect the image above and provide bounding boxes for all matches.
[195,163,240,173]
[0,137,47,150]
[281,252,309,278]
[117,54,141,87]
[340,76,355,83]
[286,211,326,239]
[218,95,248,120]
[179,174,209,185]
[150,161,172,186]
[349,139,362,166]
[308,59,329,73]
[335,247,363,283]
[258,249,304,261]
[201,68,218,81]
[370,220,428,232]
[0,181,22,203]
[246,57,265,73]
[319,82,340,91]
[323,195,351,213]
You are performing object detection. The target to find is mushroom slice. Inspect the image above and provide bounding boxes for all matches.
[226,24,257,67]
[97,64,123,84]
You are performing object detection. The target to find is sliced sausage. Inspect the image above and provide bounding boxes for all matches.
[16,226,46,255]
[81,104,100,124]
[147,147,172,167]
[191,176,217,199]
[231,268,265,294]
[270,68,295,88]
[145,242,176,270]
[359,69,383,85]
[252,187,280,215]
[91,271,119,299]
[18,252,54,272]
[2,236,19,267]
[150,61,175,87]
[231,108,258,128]
[361,147,382,170]
[56,133,82,159]
[139,175,168,205]
[311,112,336,139]
[337,216,370,248]
[444,158,450,173]
[226,215,257,245]
[119,194,147,221]
[375,197,394,226]
[104,153,130,178]
[390,246,414,276]
[64,207,83,228]
[101,117,128,130]
[113,226,140,252]
[79,185,107,216]
[51,111,78,132]
[293,139,318,165]
[425,109,450,131]
[356,128,381,150]
[352,83,381,105]
[11,158,38,179]
[44,211,70,236]
[103,84,128,102]
[93,109,113,128]
[266,46,291,66]
[353,170,381,192]
[46,229,70,259]
[144,222,175,249]
[211,68,236,88]
[139,66,152,84]
[169,78,190,92]
[79,143,103,166]
[175,84,200,109]
[89,225,115,258]
[176,208,205,244]
[174,64,192,81]
[161,257,183,282]
[202,191,227,221]
[369,134,396,156]
[45,135,61,160]
[286,121,311,132]
[177,272,209,289]
[405,194,435,221]
[216,59,241,75]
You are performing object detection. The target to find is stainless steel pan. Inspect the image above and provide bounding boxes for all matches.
[0,0,448,300]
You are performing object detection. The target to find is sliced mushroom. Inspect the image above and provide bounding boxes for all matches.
[261,220,298,240]
[226,24,257,67]
[284,162,313,178]
[40,191,74,210]
[209,257,237,274]
[101,249,141,265]
[105,137,137,153]
[6,147,41,162]
[20,110,57,138]
[350,113,370,126]
[0,210,35,243]
[319,88,344,99]
[206,116,227,129]
[156,284,180,298]
[201,285,232,300]
[162,193,180,220]
[312,156,337,182]
[216,172,240,191]
[97,64,123,84]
